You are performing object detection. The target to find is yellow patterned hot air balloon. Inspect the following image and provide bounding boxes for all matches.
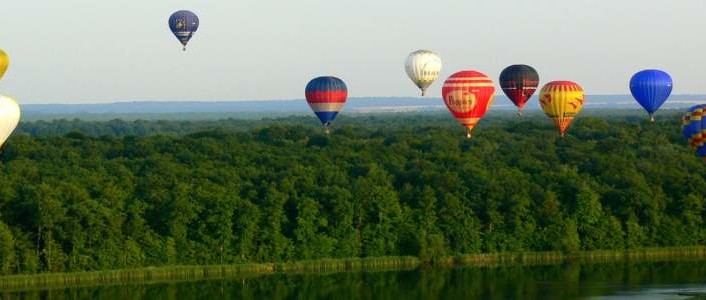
[539,81,585,137]
[0,49,8,82]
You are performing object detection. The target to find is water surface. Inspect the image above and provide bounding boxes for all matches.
[2,261,706,299]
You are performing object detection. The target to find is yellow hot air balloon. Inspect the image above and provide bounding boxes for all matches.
[0,49,8,82]
[0,95,20,148]
[539,81,584,137]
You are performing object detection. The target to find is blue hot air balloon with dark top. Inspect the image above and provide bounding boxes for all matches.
[169,10,199,51]
[630,69,673,122]
[305,77,348,134]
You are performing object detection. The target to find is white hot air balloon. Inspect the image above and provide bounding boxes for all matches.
[0,96,20,148]
[405,50,442,96]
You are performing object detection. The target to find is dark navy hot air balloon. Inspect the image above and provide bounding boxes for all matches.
[305,77,348,134]
[630,70,673,122]
[169,10,200,51]
[499,65,539,116]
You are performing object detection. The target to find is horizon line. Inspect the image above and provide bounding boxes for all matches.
[18,94,706,106]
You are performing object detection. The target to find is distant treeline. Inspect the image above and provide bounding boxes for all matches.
[16,110,660,137]
[0,113,704,275]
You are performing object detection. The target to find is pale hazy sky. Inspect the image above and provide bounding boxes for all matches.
[1,0,706,104]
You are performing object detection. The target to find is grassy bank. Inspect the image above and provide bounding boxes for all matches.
[446,246,706,267]
[2,247,706,291]
[0,257,420,291]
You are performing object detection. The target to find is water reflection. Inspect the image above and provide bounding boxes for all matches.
[2,261,706,300]
[590,285,706,300]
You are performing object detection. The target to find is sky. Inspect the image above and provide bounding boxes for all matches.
[1,0,706,104]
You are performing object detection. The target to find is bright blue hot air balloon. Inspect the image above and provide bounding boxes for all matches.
[630,69,673,122]
[169,10,200,51]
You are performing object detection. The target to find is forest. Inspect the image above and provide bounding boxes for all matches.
[0,112,704,275]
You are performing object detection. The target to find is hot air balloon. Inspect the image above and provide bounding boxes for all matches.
[0,49,9,82]
[692,106,706,151]
[0,96,20,148]
[405,50,442,96]
[168,10,200,51]
[630,69,673,122]
[539,81,585,137]
[682,104,706,161]
[682,109,694,146]
[305,76,347,134]
[441,70,495,138]
[499,64,539,116]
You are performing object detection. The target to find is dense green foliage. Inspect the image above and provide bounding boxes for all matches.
[0,112,704,275]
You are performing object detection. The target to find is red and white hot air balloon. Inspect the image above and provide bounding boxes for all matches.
[441,70,496,138]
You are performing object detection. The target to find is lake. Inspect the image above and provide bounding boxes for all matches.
[2,260,706,299]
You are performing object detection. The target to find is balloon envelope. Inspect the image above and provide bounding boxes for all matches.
[682,104,706,160]
[305,76,348,132]
[539,81,585,137]
[682,110,695,144]
[169,10,200,50]
[499,64,539,113]
[441,70,495,138]
[0,49,8,82]
[0,96,20,148]
[698,146,706,161]
[630,70,672,120]
[405,50,442,96]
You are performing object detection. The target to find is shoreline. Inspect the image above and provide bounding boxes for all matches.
[2,247,706,291]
